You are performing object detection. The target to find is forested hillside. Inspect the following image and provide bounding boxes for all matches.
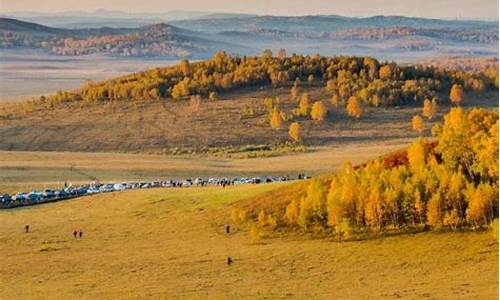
[1,15,498,59]
[234,108,499,239]
[0,18,248,58]
[37,51,498,107]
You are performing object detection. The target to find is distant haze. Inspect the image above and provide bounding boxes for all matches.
[1,0,498,20]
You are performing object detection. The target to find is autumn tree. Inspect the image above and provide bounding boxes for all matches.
[427,192,443,228]
[325,80,336,94]
[331,93,341,107]
[285,199,299,225]
[412,115,425,134]
[407,137,428,171]
[298,179,328,227]
[379,65,392,80]
[422,98,438,120]
[178,59,191,76]
[269,107,283,129]
[449,84,464,106]
[171,78,190,99]
[311,101,327,121]
[465,183,498,227]
[346,96,363,118]
[298,93,310,116]
[289,122,302,142]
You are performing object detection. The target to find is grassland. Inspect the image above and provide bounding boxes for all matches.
[0,140,408,193]
[3,82,496,153]
[1,184,497,299]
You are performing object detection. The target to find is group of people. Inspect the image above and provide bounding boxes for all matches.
[24,224,83,239]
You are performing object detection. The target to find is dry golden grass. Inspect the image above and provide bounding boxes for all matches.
[3,85,495,153]
[1,185,497,299]
[0,140,408,193]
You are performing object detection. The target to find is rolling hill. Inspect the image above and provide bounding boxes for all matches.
[0,53,497,153]
[1,15,498,59]
[1,177,497,299]
[0,18,250,58]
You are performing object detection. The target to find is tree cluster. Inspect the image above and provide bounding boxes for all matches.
[240,108,499,237]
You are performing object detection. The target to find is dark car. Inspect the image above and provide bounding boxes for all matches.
[42,189,56,200]
[0,194,12,203]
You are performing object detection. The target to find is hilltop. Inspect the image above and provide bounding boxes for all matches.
[0,53,497,153]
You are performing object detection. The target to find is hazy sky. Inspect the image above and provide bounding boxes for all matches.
[1,0,498,20]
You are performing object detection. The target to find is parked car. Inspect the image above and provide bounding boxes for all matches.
[1,194,12,203]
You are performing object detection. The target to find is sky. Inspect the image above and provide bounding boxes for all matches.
[1,0,498,20]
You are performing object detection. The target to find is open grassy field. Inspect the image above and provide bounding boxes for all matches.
[1,184,497,299]
[1,79,496,153]
[0,139,409,193]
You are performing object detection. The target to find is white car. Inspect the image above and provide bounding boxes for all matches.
[113,183,127,191]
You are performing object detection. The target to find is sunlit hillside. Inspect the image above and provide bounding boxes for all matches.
[1,184,497,299]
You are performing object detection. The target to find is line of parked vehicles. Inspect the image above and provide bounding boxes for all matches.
[0,175,308,209]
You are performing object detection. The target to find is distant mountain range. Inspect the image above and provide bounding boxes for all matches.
[0,18,251,58]
[0,14,498,60]
[0,10,256,28]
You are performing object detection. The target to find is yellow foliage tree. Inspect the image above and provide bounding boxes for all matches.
[412,115,425,134]
[269,108,283,129]
[407,137,428,172]
[325,79,336,94]
[379,65,392,80]
[298,93,310,116]
[422,98,438,120]
[288,122,302,142]
[311,101,327,121]
[171,78,190,99]
[449,84,464,106]
[285,199,299,225]
[267,215,278,231]
[427,193,443,228]
[414,190,425,224]
[465,183,497,227]
[331,93,341,107]
[346,96,363,118]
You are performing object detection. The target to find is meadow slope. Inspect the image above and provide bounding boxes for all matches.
[0,139,409,193]
[1,185,498,299]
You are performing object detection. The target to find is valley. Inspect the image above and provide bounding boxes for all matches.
[0,7,498,299]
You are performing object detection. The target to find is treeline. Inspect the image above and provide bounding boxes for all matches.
[329,26,498,43]
[39,51,498,108]
[1,24,197,58]
[234,108,499,239]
